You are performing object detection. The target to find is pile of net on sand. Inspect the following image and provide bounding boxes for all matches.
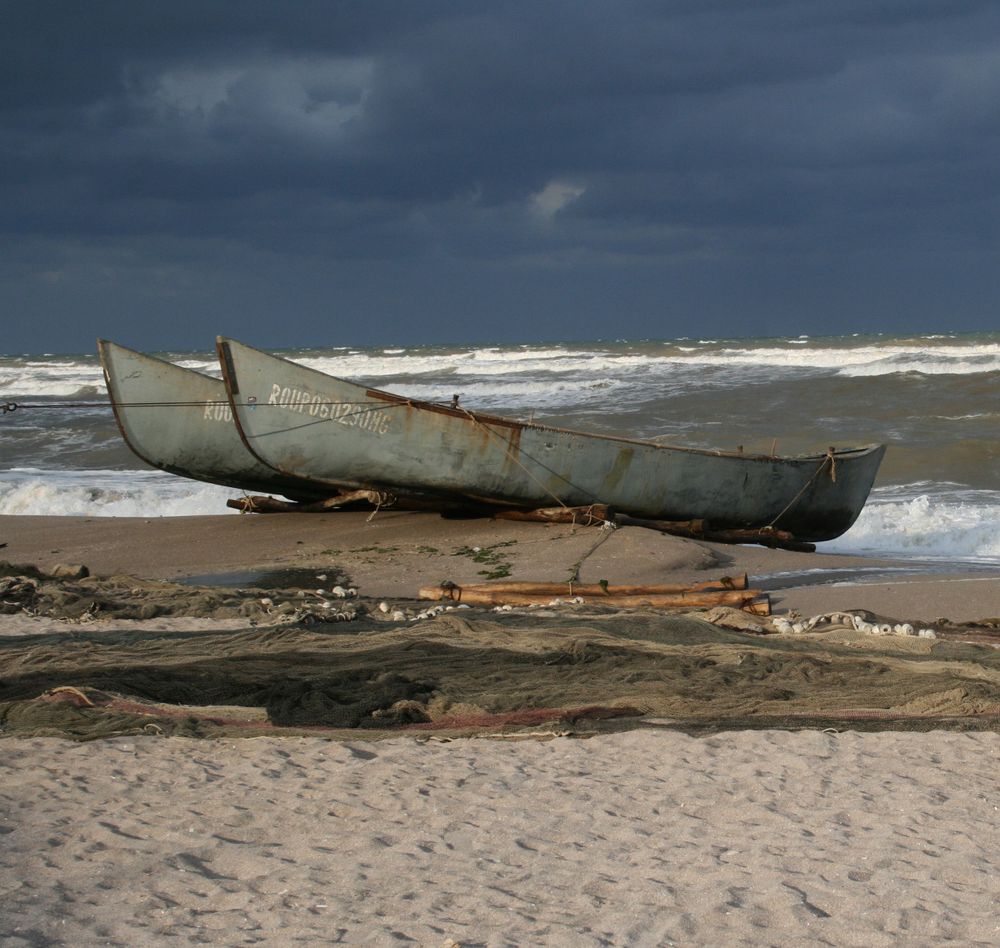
[0,563,355,624]
[3,606,1000,740]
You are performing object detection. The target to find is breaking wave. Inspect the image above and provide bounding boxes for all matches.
[823,484,1000,564]
[5,334,1000,402]
[0,469,241,517]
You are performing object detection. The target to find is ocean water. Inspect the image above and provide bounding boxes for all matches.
[2,332,1000,563]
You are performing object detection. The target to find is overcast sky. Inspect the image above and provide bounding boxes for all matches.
[2,1,999,354]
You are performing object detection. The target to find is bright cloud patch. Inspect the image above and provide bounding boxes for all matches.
[532,181,585,218]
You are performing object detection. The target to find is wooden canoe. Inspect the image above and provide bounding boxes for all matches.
[217,337,886,541]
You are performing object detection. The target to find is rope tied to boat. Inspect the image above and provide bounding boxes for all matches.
[567,526,617,584]
[577,503,612,527]
[766,448,837,531]
[365,490,396,522]
[1,398,413,412]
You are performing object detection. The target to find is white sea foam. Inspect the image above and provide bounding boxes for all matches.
[823,484,1000,563]
[154,348,646,381]
[292,339,1000,380]
[837,352,1000,377]
[5,336,1000,401]
[173,358,222,376]
[0,360,105,398]
[675,343,1000,374]
[382,377,628,410]
[296,350,655,380]
[0,469,240,517]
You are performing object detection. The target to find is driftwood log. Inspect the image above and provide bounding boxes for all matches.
[227,490,394,514]
[419,581,770,615]
[448,575,749,596]
[494,504,614,525]
[227,491,489,516]
[495,504,815,552]
[611,513,816,553]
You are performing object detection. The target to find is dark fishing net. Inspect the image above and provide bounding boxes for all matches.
[4,608,1000,740]
[0,564,355,622]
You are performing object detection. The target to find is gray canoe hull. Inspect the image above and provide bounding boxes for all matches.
[99,340,326,502]
[217,337,886,541]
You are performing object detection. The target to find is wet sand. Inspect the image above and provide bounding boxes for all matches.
[3,512,1000,945]
[4,510,1000,621]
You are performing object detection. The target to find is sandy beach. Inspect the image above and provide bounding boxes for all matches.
[3,731,999,945]
[3,511,1000,945]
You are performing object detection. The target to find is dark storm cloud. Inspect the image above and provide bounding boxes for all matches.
[2,1,999,352]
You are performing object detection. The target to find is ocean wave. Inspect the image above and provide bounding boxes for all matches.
[823,485,1000,563]
[381,377,628,410]
[838,352,1000,377]
[173,358,222,377]
[0,371,106,398]
[304,340,1000,380]
[0,469,240,517]
[7,335,1000,400]
[676,343,1000,374]
[296,350,656,379]
[0,426,128,469]
[930,413,1000,421]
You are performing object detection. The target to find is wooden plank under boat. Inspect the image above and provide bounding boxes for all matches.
[216,337,886,542]
[99,340,328,503]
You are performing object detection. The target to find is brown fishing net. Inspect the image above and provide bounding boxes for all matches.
[4,606,1000,740]
[0,564,356,623]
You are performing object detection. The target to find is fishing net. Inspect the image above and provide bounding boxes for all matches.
[4,604,1000,740]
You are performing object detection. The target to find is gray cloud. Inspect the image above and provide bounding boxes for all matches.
[2,1,998,352]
